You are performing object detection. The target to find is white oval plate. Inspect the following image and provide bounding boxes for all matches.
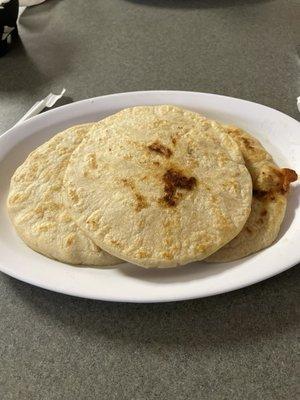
[0,91,299,302]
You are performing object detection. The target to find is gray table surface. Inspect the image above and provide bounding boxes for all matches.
[0,1,299,399]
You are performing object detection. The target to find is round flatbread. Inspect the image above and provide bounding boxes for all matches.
[206,126,298,262]
[7,124,121,266]
[63,106,252,268]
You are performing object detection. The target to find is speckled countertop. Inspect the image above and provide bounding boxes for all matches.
[0,1,299,399]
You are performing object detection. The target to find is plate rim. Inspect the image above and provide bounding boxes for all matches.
[2,90,300,138]
[0,258,298,303]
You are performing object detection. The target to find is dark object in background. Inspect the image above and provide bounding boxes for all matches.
[0,0,19,56]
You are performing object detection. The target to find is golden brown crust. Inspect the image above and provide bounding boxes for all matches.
[7,124,121,266]
[224,126,297,195]
[207,125,296,262]
[280,168,298,191]
[64,106,252,268]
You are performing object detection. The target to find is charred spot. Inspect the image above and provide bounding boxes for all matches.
[253,189,266,199]
[153,161,160,167]
[246,227,252,234]
[148,141,172,158]
[161,168,197,207]
[253,190,275,201]
[260,209,267,217]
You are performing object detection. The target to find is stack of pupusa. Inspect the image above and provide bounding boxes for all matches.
[7,105,297,268]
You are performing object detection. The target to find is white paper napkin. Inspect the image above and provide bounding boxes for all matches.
[14,88,66,127]
[19,0,46,6]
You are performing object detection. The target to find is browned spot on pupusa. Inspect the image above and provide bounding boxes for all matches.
[87,153,98,169]
[162,251,174,260]
[138,219,145,229]
[65,234,75,247]
[8,192,29,205]
[260,209,267,217]
[86,215,100,231]
[68,188,79,203]
[134,193,148,212]
[138,250,151,258]
[276,168,298,192]
[35,202,61,217]
[122,178,148,212]
[160,168,197,207]
[246,227,252,234]
[253,190,276,201]
[148,141,172,158]
[110,239,122,247]
[241,137,255,151]
[171,132,181,146]
[122,178,135,191]
[258,167,298,194]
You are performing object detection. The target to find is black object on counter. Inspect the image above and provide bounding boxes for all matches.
[0,0,19,56]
